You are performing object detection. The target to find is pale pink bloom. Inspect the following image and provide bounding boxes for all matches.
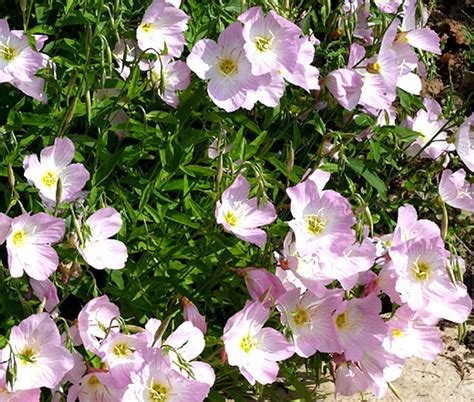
[239,7,301,76]
[277,288,342,357]
[149,57,190,108]
[455,113,474,171]
[375,106,396,127]
[354,2,373,44]
[333,294,387,361]
[112,39,139,80]
[383,305,443,361]
[67,371,126,402]
[181,297,207,334]
[439,169,474,212]
[123,349,210,402]
[187,22,263,112]
[100,332,147,384]
[389,238,469,318]
[76,207,128,270]
[0,212,65,280]
[405,98,450,160]
[222,301,294,385]
[29,278,59,313]
[77,295,121,356]
[215,174,276,248]
[0,20,45,91]
[24,137,89,205]
[208,131,233,160]
[239,267,286,307]
[342,0,362,13]
[136,0,189,58]
[286,177,355,256]
[334,359,369,396]
[274,233,308,292]
[4,313,74,391]
[326,68,363,110]
[241,71,285,109]
[378,263,403,305]
[0,370,40,402]
[374,0,402,14]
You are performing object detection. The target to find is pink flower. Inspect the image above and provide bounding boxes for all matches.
[30,278,59,313]
[239,268,286,307]
[136,0,190,58]
[222,301,294,385]
[439,169,474,212]
[123,349,210,402]
[383,305,443,361]
[0,20,46,97]
[0,212,65,280]
[277,289,342,357]
[333,294,387,361]
[405,98,451,160]
[239,7,301,76]
[149,57,190,108]
[187,22,263,112]
[67,371,126,402]
[215,174,276,248]
[76,207,128,270]
[286,175,355,256]
[77,295,121,356]
[455,113,474,171]
[326,68,363,110]
[23,137,90,206]
[181,297,207,335]
[4,313,74,391]
[374,0,402,14]
[112,39,139,80]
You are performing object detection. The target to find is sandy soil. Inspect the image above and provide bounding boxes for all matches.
[319,323,474,401]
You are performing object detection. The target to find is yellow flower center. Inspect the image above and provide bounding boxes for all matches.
[254,36,273,53]
[148,381,168,402]
[224,210,239,226]
[0,45,16,61]
[112,342,129,357]
[392,328,404,338]
[305,214,326,235]
[292,306,310,326]
[12,229,27,247]
[87,375,101,387]
[140,22,154,33]
[335,312,347,329]
[219,58,237,76]
[42,170,58,188]
[412,260,431,281]
[240,334,257,353]
[18,347,36,365]
[366,62,381,74]
[395,32,409,43]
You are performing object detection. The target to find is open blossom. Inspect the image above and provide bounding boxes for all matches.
[187,22,263,112]
[3,313,74,391]
[67,371,126,402]
[277,289,342,357]
[222,301,294,385]
[383,305,443,361]
[123,349,210,402]
[405,98,451,160]
[439,169,474,212]
[0,212,65,280]
[374,0,402,14]
[455,113,474,171]
[24,137,89,206]
[77,295,121,356]
[326,68,363,111]
[149,56,190,108]
[136,0,190,57]
[286,174,355,256]
[0,19,47,101]
[76,207,128,270]
[333,294,387,361]
[215,174,276,248]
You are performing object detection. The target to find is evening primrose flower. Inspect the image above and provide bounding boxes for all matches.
[215,174,276,248]
[136,0,190,57]
[75,207,128,270]
[187,22,264,112]
[222,301,294,385]
[0,212,65,280]
[67,371,126,402]
[24,137,89,206]
[4,313,74,391]
[455,113,474,171]
[439,169,474,212]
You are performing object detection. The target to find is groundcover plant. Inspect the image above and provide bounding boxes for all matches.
[0,0,472,400]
